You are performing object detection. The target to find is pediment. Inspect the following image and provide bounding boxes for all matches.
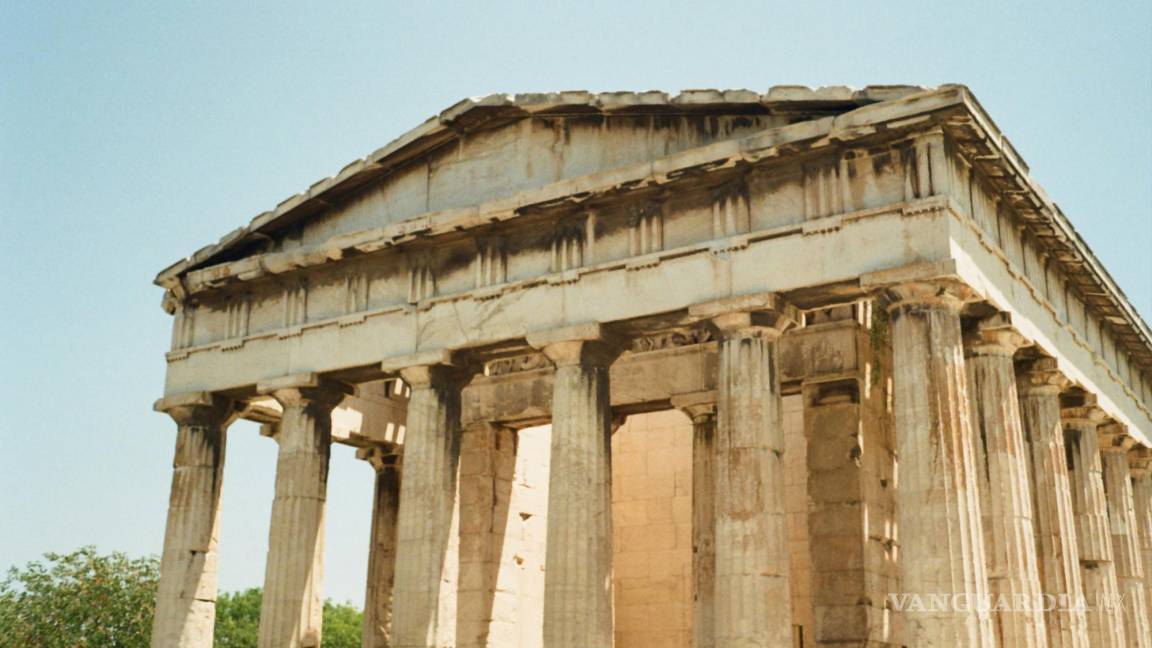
[156,86,932,282]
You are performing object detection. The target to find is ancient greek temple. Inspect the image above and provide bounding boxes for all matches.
[149,85,1152,647]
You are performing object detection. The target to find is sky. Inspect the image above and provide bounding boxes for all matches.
[1,1,1149,606]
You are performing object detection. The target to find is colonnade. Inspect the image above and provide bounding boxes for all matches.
[150,283,1152,647]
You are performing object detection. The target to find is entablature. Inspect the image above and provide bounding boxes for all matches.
[155,85,1152,443]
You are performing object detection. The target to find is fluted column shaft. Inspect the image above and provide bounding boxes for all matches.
[391,364,466,648]
[456,422,517,648]
[964,321,1047,647]
[673,393,717,648]
[257,380,348,648]
[712,312,793,648]
[535,336,616,648]
[359,447,401,648]
[1016,359,1089,647]
[1064,412,1127,646]
[1131,466,1152,628]
[886,283,992,647]
[1100,438,1151,647]
[151,394,233,648]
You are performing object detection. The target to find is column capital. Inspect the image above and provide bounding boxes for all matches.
[382,350,474,388]
[1097,422,1136,454]
[1129,447,1152,476]
[356,444,402,473]
[154,391,235,427]
[965,312,1029,357]
[527,322,622,368]
[671,390,717,423]
[256,372,353,409]
[1015,356,1070,396]
[688,292,799,338]
[883,279,977,315]
[1061,407,1107,429]
[1061,393,1107,429]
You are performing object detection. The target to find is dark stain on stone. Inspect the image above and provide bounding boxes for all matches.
[870,151,893,175]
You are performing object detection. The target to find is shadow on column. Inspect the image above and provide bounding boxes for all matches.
[457,424,517,647]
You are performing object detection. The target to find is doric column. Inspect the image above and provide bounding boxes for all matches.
[151,392,235,648]
[1015,358,1089,647]
[884,282,992,646]
[456,421,517,648]
[1131,448,1152,630]
[672,391,717,648]
[1099,426,1151,647]
[357,445,402,648]
[963,315,1047,647]
[526,324,619,648]
[387,354,469,648]
[1063,399,1127,646]
[256,374,351,648]
[690,294,799,648]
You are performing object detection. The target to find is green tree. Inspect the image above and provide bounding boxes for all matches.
[213,588,261,647]
[214,588,362,648]
[0,548,363,648]
[0,546,159,648]
[320,599,362,648]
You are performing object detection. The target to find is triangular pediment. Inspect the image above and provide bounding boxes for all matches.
[156,86,932,282]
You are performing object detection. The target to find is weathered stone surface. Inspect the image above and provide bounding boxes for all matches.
[964,317,1047,647]
[805,383,870,645]
[461,322,863,427]
[155,89,1152,457]
[149,88,1152,648]
[671,392,717,648]
[1130,454,1152,631]
[802,316,899,647]
[1016,358,1090,647]
[390,364,467,648]
[357,446,401,648]
[709,304,796,648]
[886,283,993,647]
[1099,432,1151,647]
[151,394,234,648]
[1064,407,1128,646]
[532,335,618,648]
[256,379,349,648]
[456,422,516,648]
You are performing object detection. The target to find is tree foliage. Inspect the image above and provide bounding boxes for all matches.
[0,546,159,648]
[0,547,363,647]
[214,588,262,647]
[215,588,362,648]
[319,598,362,648]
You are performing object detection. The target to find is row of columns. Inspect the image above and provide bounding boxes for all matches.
[151,284,1152,647]
[888,282,1152,648]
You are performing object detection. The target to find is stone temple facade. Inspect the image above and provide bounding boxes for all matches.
[150,86,1152,647]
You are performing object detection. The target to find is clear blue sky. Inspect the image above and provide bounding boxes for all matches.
[2,1,1149,605]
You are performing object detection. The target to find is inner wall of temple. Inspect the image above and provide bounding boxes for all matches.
[474,396,808,648]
